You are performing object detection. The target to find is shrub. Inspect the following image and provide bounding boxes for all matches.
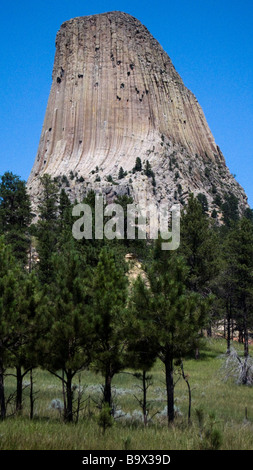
[132,157,142,173]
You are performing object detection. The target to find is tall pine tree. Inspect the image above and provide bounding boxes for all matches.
[91,247,128,411]
[146,243,207,424]
[37,241,93,422]
[0,172,32,265]
[35,174,59,284]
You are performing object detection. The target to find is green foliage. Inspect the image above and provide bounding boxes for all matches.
[61,174,69,186]
[58,189,72,246]
[39,243,92,372]
[0,236,20,364]
[0,166,252,435]
[213,193,222,207]
[36,241,93,421]
[35,174,59,283]
[197,193,209,214]
[118,167,126,179]
[211,208,218,219]
[0,172,33,264]
[221,192,239,227]
[91,247,128,409]
[132,157,142,173]
[204,167,211,178]
[143,160,153,178]
[138,243,209,423]
[224,218,253,356]
[195,408,222,450]
[97,404,114,434]
[0,238,38,371]
[148,249,207,360]
[244,207,253,223]
[126,276,158,372]
[180,193,219,293]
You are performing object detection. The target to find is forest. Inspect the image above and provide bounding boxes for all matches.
[0,171,253,450]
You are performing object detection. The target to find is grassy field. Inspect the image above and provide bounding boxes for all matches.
[1,337,253,450]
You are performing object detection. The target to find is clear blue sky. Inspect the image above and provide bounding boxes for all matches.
[0,0,252,206]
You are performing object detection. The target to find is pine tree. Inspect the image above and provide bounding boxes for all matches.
[58,188,73,246]
[10,270,40,413]
[37,242,93,422]
[91,247,128,411]
[127,275,157,372]
[225,218,253,358]
[0,237,21,419]
[0,236,40,416]
[126,275,158,425]
[221,192,239,227]
[118,166,125,179]
[197,193,209,214]
[0,171,33,265]
[180,193,219,295]
[144,160,153,178]
[35,174,59,283]
[132,157,142,173]
[147,243,207,424]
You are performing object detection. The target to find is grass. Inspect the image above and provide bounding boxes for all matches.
[1,337,253,450]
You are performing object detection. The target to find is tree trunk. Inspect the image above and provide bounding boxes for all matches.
[165,355,174,424]
[142,370,148,426]
[243,305,249,358]
[0,358,6,420]
[104,371,112,411]
[238,328,243,344]
[206,323,212,337]
[65,370,73,422]
[30,369,34,420]
[244,326,249,358]
[62,369,66,415]
[226,300,231,355]
[16,365,23,413]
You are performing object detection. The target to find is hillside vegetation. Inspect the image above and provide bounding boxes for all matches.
[0,171,253,450]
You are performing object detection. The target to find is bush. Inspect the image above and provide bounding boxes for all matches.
[132,157,142,173]
[97,404,114,434]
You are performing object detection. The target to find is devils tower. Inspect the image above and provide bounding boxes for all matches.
[27,11,248,214]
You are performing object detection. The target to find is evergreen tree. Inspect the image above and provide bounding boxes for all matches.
[74,190,104,266]
[132,157,142,173]
[0,172,33,265]
[91,247,128,411]
[244,207,253,223]
[197,193,209,214]
[146,243,207,424]
[35,174,59,283]
[126,275,159,425]
[118,166,125,179]
[0,236,40,416]
[10,270,40,413]
[58,188,73,246]
[144,160,153,178]
[0,237,20,419]
[180,193,219,295]
[221,192,239,227]
[37,241,93,422]
[127,275,157,373]
[225,218,253,358]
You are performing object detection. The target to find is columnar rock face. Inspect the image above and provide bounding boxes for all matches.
[28,11,248,213]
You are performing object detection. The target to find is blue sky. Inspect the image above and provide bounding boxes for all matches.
[0,0,252,206]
